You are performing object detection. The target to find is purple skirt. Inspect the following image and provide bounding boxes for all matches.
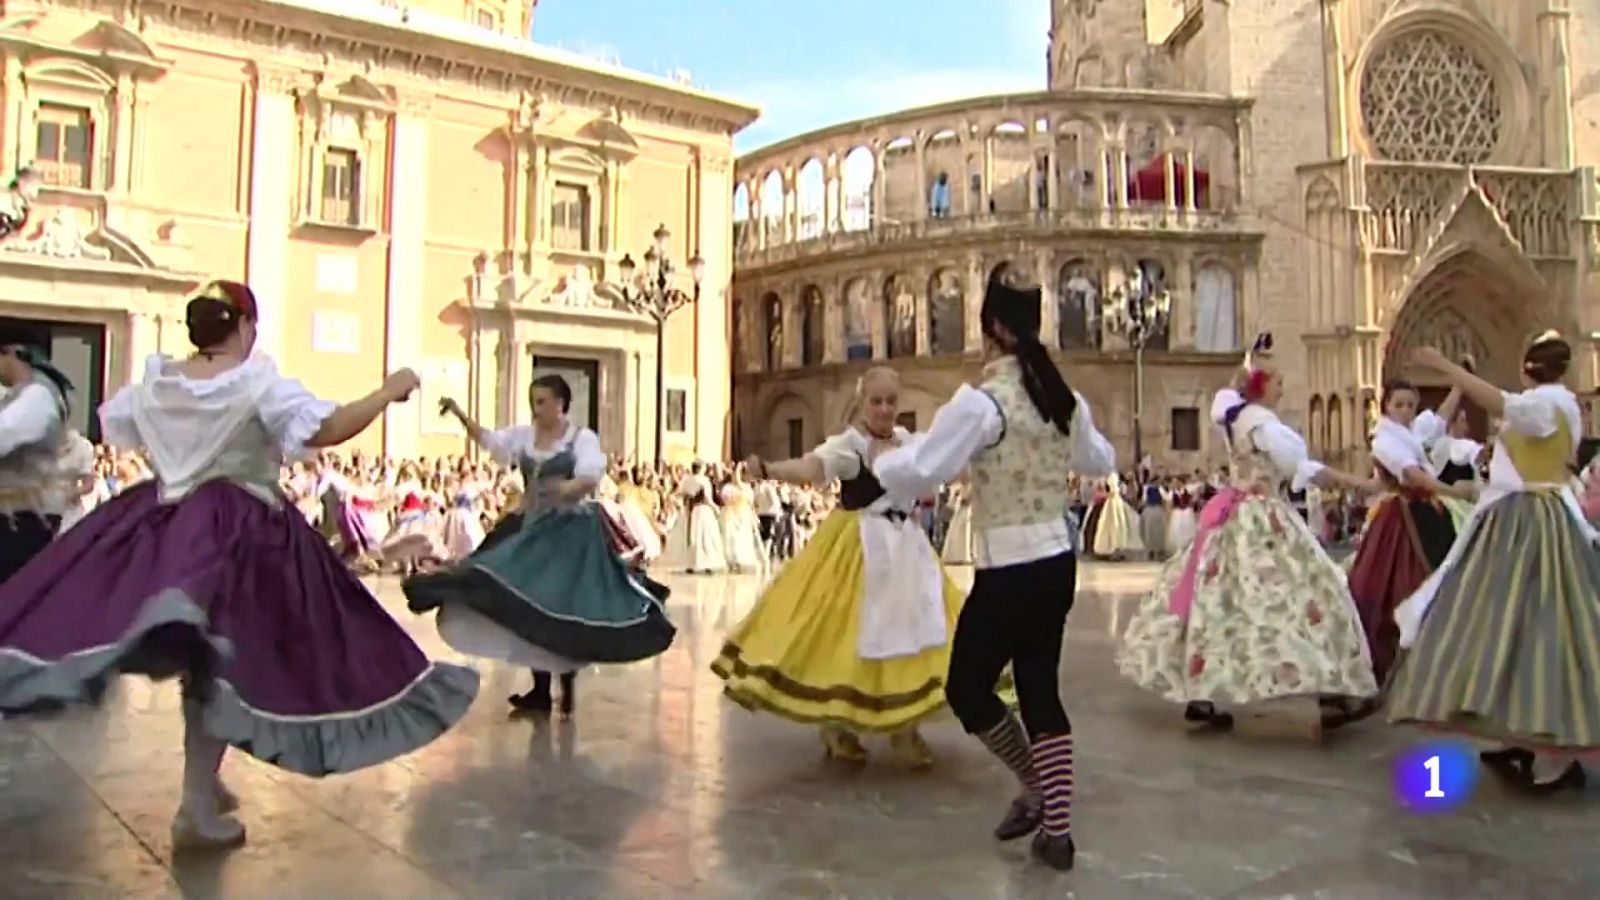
[0,480,478,777]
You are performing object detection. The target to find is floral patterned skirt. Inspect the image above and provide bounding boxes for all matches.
[1115,494,1378,706]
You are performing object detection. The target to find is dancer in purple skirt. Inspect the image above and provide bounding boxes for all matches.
[0,280,479,851]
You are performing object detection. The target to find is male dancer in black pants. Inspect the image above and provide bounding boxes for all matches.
[874,266,1116,871]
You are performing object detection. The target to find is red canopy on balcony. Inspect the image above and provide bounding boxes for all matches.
[1128,154,1210,206]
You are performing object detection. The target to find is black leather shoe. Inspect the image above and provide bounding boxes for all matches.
[509,689,553,714]
[1530,762,1587,796]
[558,673,576,717]
[993,795,1041,841]
[1184,701,1234,731]
[1030,831,1076,871]
[1479,747,1535,785]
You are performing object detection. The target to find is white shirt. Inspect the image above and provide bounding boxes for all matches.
[1370,415,1432,482]
[1211,389,1326,490]
[753,480,780,515]
[0,382,59,457]
[874,385,1115,568]
[479,421,605,481]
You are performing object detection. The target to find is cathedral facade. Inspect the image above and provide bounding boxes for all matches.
[730,0,1600,471]
[0,0,755,461]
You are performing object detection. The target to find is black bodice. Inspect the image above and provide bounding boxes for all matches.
[1437,460,1476,486]
[838,455,887,511]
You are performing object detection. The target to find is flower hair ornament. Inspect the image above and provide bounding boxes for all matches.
[1225,330,1275,433]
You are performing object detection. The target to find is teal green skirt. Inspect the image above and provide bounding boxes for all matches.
[405,506,674,664]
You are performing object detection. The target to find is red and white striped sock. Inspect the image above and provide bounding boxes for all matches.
[977,714,1041,802]
[1032,732,1074,838]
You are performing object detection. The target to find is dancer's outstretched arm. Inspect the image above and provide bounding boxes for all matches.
[745,451,826,487]
[437,396,496,449]
[308,370,419,447]
[1410,348,1505,418]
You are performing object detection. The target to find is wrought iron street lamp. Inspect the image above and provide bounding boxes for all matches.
[1101,274,1172,472]
[618,223,703,465]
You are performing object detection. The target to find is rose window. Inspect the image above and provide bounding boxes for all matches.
[1360,31,1502,165]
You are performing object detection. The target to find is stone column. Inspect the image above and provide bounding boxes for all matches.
[245,65,297,363]
[1036,250,1057,347]
[1044,150,1061,211]
[871,151,887,228]
[475,325,501,432]
[113,74,137,192]
[530,144,549,249]
[870,271,887,359]
[1163,150,1178,214]
[1540,1,1575,168]
[965,252,983,352]
[0,57,20,177]
[914,266,931,355]
[509,325,530,428]
[982,136,995,210]
[1322,0,1349,159]
[1112,144,1130,209]
[382,96,431,458]
[1182,146,1198,212]
[821,281,838,364]
[603,161,621,253]
[915,138,929,221]
[696,153,735,459]
[785,168,799,241]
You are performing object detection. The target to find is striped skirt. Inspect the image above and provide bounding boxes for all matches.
[1387,491,1600,750]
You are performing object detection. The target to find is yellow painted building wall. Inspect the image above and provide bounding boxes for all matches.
[0,1,755,461]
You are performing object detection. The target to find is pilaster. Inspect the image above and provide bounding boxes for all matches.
[696,151,734,458]
[1539,1,1575,168]
[382,94,432,457]
[245,64,298,363]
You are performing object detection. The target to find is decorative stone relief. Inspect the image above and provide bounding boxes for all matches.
[544,264,606,308]
[3,210,111,261]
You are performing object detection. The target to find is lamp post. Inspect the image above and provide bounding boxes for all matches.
[618,223,703,466]
[1101,274,1172,473]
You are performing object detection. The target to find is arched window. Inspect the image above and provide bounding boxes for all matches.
[801,285,824,366]
[1056,259,1100,350]
[843,278,872,361]
[1193,263,1238,352]
[927,268,964,355]
[1133,259,1170,352]
[762,292,783,370]
[884,274,916,358]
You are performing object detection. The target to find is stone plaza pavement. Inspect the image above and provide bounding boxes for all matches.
[1,562,1596,899]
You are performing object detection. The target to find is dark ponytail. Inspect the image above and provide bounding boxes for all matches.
[1014,334,1078,435]
[979,264,1078,436]
[185,296,242,349]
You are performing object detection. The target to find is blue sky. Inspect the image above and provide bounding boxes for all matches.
[533,0,1050,151]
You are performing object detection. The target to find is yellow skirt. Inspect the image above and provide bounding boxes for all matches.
[711,509,965,732]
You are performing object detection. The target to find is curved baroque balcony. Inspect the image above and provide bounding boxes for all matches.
[733,88,1258,269]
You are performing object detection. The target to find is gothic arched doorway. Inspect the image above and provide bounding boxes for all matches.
[1383,251,1534,440]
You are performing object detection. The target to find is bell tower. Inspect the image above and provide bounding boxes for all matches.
[1048,0,1152,89]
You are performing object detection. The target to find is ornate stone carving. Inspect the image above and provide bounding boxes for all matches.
[1360,31,1502,165]
[3,210,112,261]
[543,264,609,308]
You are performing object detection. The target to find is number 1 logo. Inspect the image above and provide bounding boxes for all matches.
[1395,743,1476,812]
